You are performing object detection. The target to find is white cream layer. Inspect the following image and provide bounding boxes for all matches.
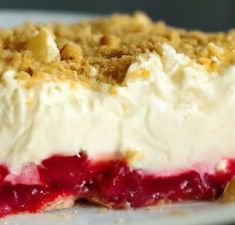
[1,44,235,175]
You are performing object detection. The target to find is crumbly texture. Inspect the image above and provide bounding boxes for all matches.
[0,12,235,87]
[220,177,235,203]
[43,196,76,211]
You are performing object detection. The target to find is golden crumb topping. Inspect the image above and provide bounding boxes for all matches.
[0,12,235,87]
[220,177,235,203]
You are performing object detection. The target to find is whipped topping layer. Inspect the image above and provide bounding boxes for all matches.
[1,42,235,175]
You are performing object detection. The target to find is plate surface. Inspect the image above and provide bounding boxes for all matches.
[0,9,98,28]
[1,10,235,225]
[2,202,235,225]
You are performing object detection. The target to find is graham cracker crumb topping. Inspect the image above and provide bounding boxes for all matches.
[0,12,235,88]
[220,177,235,203]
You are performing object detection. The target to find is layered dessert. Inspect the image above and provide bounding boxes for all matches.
[0,12,235,217]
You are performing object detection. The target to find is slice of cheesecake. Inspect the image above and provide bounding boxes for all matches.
[0,12,235,217]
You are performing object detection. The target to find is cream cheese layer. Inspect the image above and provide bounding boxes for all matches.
[1,43,235,174]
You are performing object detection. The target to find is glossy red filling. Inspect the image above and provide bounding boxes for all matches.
[0,153,235,217]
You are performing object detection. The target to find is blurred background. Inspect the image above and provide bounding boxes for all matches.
[0,0,235,31]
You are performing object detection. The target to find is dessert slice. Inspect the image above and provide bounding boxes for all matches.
[0,12,235,217]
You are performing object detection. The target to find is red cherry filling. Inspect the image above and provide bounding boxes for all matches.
[0,153,234,217]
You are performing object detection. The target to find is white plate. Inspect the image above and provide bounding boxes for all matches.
[1,10,235,225]
[2,202,235,225]
[0,9,98,28]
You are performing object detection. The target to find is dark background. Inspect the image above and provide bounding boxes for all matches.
[0,0,235,31]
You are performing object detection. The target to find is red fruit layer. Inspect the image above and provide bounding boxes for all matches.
[0,153,234,217]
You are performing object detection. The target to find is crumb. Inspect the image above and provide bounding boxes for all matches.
[0,12,234,88]
[60,43,83,63]
[143,199,172,211]
[98,207,108,214]
[219,176,235,203]
[43,196,76,211]
[170,209,190,217]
